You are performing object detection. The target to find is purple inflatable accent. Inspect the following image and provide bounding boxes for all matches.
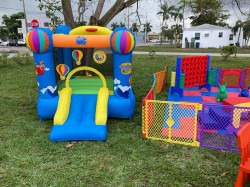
[33,30,40,52]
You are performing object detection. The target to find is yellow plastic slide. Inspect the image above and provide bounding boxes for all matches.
[54,87,72,125]
[95,87,109,125]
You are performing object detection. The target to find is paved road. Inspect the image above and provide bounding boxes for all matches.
[0,46,31,57]
[133,51,250,57]
[1,46,250,57]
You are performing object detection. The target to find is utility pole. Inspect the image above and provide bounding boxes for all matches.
[145,13,147,44]
[21,0,28,37]
[127,6,130,29]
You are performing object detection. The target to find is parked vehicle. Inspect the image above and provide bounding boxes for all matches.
[150,39,160,43]
[18,39,26,46]
[9,39,18,46]
[0,40,9,46]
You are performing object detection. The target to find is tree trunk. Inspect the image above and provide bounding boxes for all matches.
[62,0,75,29]
[98,0,138,26]
[61,0,139,68]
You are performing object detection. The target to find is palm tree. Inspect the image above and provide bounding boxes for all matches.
[119,22,126,27]
[130,22,139,34]
[143,22,152,42]
[243,21,250,46]
[171,6,184,25]
[157,3,176,25]
[157,3,176,44]
[111,22,119,31]
[171,24,183,47]
[233,20,243,47]
[143,22,152,33]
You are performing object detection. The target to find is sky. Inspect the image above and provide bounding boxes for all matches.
[0,0,249,32]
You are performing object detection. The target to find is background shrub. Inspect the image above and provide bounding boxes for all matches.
[220,45,238,61]
[0,53,10,66]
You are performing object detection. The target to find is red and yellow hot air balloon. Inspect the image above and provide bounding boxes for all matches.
[72,50,83,65]
[56,64,70,80]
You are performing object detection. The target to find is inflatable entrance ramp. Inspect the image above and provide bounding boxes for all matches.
[50,67,109,141]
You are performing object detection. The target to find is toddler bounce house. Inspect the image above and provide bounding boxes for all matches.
[142,55,250,152]
[26,25,136,141]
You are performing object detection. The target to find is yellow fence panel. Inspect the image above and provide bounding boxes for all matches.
[143,100,201,147]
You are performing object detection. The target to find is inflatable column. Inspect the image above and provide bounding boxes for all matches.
[109,28,136,119]
[110,28,135,98]
[26,28,58,120]
[55,25,72,70]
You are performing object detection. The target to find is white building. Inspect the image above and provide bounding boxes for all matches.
[182,24,244,48]
[17,19,52,39]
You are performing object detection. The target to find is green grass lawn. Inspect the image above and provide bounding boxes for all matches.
[0,54,249,186]
[135,44,250,54]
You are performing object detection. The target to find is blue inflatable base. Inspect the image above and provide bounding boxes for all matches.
[108,89,136,119]
[38,96,59,120]
[50,124,107,141]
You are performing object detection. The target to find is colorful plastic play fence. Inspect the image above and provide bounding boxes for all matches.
[142,68,167,136]
[142,67,250,152]
[199,104,250,152]
[154,68,167,94]
[143,100,250,151]
[143,100,201,147]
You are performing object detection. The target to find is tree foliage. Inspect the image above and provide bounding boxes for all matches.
[233,18,250,46]
[37,0,139,67]
[187,0,230,27]
[37,0,63,28]
[243,21,250,46]
[230,0,250,15]
[0,28,8,40]
[161,24,183,47]
[110,22,126,31]
[157,2,183,46]
[2,12,24,39]
[157,3,176,26]
[37,0,139,29]
[143,22,152,33]
[130,22,139,33]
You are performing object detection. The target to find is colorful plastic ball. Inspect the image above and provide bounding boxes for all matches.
[111,30,135,54]
[26,30,50,53]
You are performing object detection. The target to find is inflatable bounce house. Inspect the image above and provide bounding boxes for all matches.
[26,25,136,141]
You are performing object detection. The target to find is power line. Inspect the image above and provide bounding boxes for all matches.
[0,6,63,16]
[0,6,43,14]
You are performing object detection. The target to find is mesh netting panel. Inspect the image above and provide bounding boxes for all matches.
[232,107,250,128]
[142,105,146,137]
[199,104,250,152]
[144,100,200,146]
[221,74,240,87]
[243,68,250,88]
[211,68,220,87]
[220,69,242,87]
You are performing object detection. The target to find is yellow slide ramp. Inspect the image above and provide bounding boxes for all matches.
[54,87,72,125]
[95,87,109,125]
[54,66,109,126]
